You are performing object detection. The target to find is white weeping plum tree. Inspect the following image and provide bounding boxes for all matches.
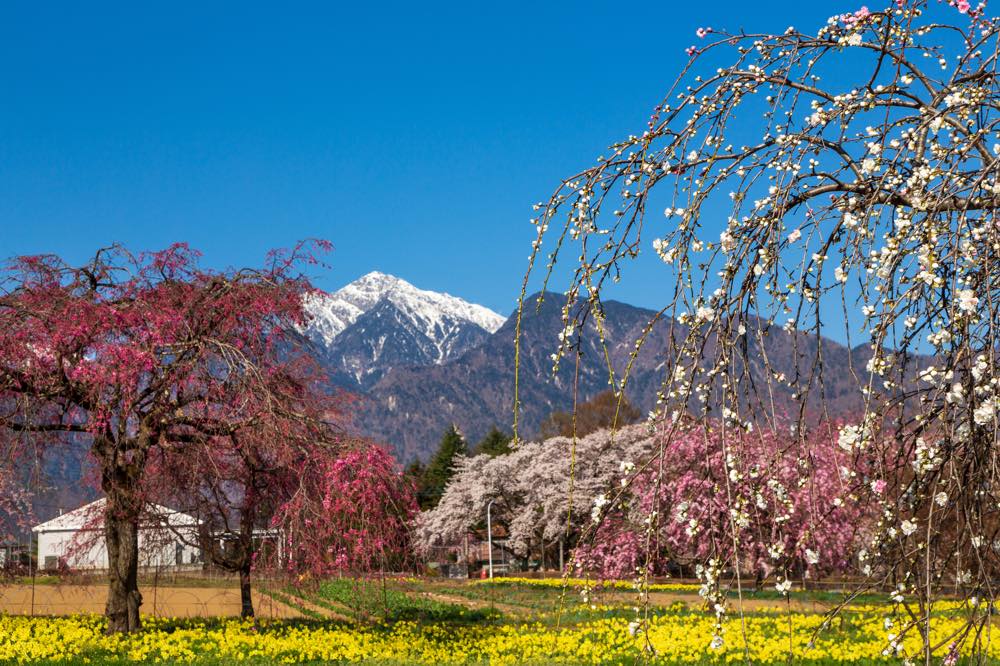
[518,0,1000,659]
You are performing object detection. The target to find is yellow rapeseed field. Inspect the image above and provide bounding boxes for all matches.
[0,604,996,665]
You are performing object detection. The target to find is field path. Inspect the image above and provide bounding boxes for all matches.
[417,589,525,615]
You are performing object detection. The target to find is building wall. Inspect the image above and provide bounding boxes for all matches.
[37,527,201,571]
[470,539,510,564]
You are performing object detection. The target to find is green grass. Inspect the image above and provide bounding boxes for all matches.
[6,575,63,585]
[475,578,901,607]
[308,577,501,624]
[429,579,567,611]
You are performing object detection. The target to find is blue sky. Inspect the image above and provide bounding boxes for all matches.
[0,1,845,317]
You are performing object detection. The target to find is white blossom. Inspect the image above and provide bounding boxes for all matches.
[957,289,979,315]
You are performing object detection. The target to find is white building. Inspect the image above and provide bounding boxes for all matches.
[32,498,202,571]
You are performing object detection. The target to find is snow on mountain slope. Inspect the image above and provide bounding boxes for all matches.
[303,272,506,386]
[306,271,505,343]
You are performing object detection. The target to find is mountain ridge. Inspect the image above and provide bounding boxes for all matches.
[344,289,898,462]
[304,272,506,390]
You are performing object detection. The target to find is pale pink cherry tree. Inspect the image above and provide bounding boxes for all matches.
[0,242,337,633]
[415,424,656,567]
[518,0,1000,658]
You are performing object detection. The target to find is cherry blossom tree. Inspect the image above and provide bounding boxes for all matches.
[520,0,1000,657]
[415,425,655,566]
[0,242,336,632]
[147,434,278,620]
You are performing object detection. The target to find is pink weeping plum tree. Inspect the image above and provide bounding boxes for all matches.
[273,442,418,578]
[0,242,356,633]
[575,421,875,583]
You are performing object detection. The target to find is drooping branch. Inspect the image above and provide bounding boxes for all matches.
[519,1,1000,658]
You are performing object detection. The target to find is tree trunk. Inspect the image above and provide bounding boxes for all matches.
[99,432,148,635]
[104,497,142,633]
[239,564,254,619]
[239,498,256,619]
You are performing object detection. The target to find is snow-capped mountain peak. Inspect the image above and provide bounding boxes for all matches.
[304,272,506,387]
[306,271,505,345]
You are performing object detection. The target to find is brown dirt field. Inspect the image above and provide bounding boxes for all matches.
[0,584,304,618]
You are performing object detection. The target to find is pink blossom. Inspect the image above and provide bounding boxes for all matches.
[956,0,971,13]
[841,6,871,25]
[577,421,875,579]
[685,45,698,56]
[944,643,960,666]
[696,27,712,39]
[273,444,417,577]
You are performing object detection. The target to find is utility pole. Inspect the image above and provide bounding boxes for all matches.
[486,499,495,579]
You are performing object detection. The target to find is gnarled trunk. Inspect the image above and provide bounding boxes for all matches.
[238,501,255,619]
[104,495,142,633]
[99,433,148,634]
[239,563,254,619]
